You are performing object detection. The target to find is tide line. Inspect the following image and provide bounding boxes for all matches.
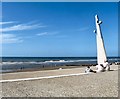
[0,73,87,83]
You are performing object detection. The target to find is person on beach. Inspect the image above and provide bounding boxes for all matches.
[85,66,96,73]
[103,60,110,71]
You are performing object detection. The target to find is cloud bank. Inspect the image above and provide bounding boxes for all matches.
[0,33,23,44]
[0,23,45,32]
[0,21,46,43]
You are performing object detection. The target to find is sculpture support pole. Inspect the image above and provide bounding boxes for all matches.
[94,15,110,72]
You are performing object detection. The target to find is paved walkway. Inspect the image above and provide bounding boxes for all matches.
[1,65,118,82]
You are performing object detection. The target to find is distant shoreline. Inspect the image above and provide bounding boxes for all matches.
[1,56,120,60]
[2,64,98,74]
[1,57,119,74]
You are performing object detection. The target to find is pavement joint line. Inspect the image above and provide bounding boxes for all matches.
[1,69,118,83]
[0,73,87,83]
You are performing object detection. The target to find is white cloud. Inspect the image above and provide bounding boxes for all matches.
[37,32,59,36]
[0,21,47,43]
[0,33,23,44]
[0,21,14,25]
[37,32,48,36]
[0,23,46,32]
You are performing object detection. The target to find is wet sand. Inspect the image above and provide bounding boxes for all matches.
[1,64,119,97]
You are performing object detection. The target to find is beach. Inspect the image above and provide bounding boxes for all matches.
[1,1,119,98]
[1,64,118,97]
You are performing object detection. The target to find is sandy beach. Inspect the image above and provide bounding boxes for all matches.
[1,64,119,97]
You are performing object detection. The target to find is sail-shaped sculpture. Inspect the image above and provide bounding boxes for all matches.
[94,15,110,72]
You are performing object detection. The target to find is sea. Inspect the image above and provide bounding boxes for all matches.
[0,57,120,73]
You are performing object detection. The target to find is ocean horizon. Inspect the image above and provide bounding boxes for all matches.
[0,57,119,73]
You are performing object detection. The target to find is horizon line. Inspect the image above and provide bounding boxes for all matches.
[1,56,119,58]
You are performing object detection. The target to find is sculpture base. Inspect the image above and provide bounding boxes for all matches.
[96,63,110,72]
[96,65,105,72]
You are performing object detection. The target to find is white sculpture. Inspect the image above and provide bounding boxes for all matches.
[94,15,110,72]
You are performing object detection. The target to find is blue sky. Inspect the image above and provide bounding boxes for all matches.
[1,2,118,57]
